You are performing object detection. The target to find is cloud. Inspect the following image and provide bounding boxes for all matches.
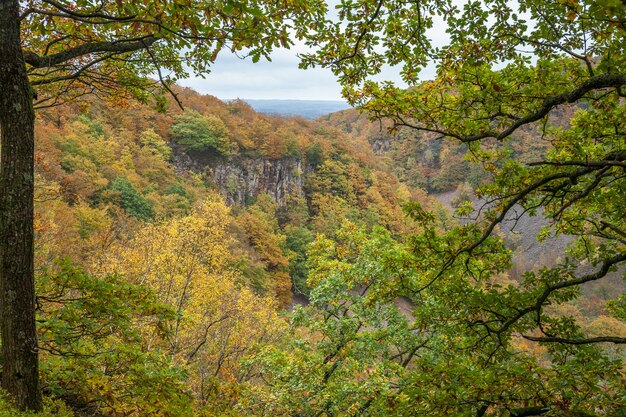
[178,6,449,101]
[179,40,346,100]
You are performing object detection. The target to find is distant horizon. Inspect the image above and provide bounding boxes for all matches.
[227,98,352,119]
[223,98,350,103]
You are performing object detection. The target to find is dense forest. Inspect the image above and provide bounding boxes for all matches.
[4,85,621,417]
[0,0,624,416]
[5,88,440,416]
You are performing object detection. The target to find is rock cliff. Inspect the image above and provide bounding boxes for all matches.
[174,151,308,206]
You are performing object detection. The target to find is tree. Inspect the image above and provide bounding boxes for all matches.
[37,260,190,417]
[95,198,284,411]
[108,177,154,220]
[170,110,231,154]
[139,128,171,161]
[244,222,624,416]
[0,0,323,410]
[294,0,626,414]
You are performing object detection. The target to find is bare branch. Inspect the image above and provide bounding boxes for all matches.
[141,39,184,110]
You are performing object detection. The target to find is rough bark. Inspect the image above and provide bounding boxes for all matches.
[0,0,42,411]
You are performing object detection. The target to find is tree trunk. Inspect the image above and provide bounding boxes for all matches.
[0,0,42,411]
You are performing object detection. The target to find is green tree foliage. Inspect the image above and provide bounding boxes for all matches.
[108,178,154,221]
[241,224,419,416]
[306,142,325,167]
[243,222,624,416]
[283,225,314,296]
[170,111,232,154]
[37,260,190,416]
[259,0,626,414]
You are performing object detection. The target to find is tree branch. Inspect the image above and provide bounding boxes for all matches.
[495,251,626,336]
[29,53,114,86]
[510,406,550,417]
[522,335,626,344]
[23,36,158,68]
[390,74,626,144]
[141,39,184,110]
[458,73,626,142]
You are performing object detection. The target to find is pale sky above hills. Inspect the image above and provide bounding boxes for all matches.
[178,41,348,101]
[179,2,450,101]
[179,37,447,101]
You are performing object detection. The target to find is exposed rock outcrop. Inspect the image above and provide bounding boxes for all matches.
[211,157,306,206]
[174,151,308,206]
[369,136,392,155]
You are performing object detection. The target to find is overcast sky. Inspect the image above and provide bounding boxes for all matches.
[178,3,450,101]
[178,42,346,101]
[176,0,533,101]
[178,39,449,101]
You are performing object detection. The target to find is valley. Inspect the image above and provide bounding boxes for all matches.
[23,86,624,416]
[2,2,624,415]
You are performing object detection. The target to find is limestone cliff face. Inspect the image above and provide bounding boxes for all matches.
[211,157,307,206]
[370,136,392,155]
[174,151,308,206]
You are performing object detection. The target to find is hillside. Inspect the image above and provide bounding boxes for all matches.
[4,2,624,416]
[27,87,458,415]
[320,106,577,193]
[13,83,621,417]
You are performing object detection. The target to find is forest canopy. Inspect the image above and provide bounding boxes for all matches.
[0,0,624,416]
